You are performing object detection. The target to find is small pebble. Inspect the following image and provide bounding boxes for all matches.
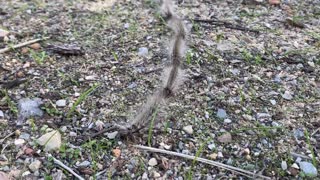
[148,158,157,167]
[224,118,232,124]
[209,153,217,160]
[217,108,227,119]
[56,99,66,107]
[107,131,118,139]
[281,161,288,170]
[208,143,216,150]
[14,139,25,147]
[77,160,90,168]
[299,161,317,177]
[183,125,193,135]
[138,47,148,57]
[0,110,4,118]
[29,160,41,172]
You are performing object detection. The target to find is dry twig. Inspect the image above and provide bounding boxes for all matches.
[48,154,85,180]
[0,37,49,54]
[133,145,272,180]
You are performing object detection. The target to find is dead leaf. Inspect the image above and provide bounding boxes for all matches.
[112,148,121,158]
[268,0,280,5]
[37,130,62,152]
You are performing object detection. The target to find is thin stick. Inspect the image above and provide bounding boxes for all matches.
[48,154,85,180]
[192,18,260,33]
[0,37,49,54]
[133,145,271,180]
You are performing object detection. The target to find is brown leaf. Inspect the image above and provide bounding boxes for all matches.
[268,0,280,5]
[112,148,121,158]
[29,43,41,50]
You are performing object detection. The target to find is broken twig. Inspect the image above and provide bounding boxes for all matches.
[0,37,49,54]
[192,18,260,33]
[48,154,85,180]
[133,145,271,180]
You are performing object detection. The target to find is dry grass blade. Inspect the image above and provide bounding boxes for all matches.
[133,145,272,180]
[0,37,49,54]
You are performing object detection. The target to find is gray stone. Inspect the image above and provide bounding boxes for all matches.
[17,98,43,125]
[29,160,41,172]
[299,161,317,177]
[56,99,67,107]
[138,47,148,57]
[224,119,232,124]
[217,108,227,119]
[0,110,4,118]
[107,131,118,139]
[208,143,216,150]
[281,161,288,170]
[282,91,293,100]
[77,160,91,168]
[148,158,157,167]
[19,133,30,140]
[183,125,193,134]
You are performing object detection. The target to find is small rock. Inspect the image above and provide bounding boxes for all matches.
[307,61,315,68]
[14,139,25,147]
[148,158,157,167]
[128,82,137,89]
[138,47,148,57]
[291,163,299,169]
[217,108,227,119]
[282,91,293,100]
[299,161,317,177]
[56,100,66,107]
[17,98,43,125]
[281,161,288,170]
[217,152,224,158]
[217,132,232,143]
[153,171,161,178]
[270,99,276,105]
[77,160,90,168]
[0,29,9,42]
[242,114,253,121]
[124,23,130,29]
[142,172,148,180]
[0,110,4,118]
[107,131,118,139]
[288,167,299,176]
[243,148,250,155]
[29,43,41,50]
[256,113,271,120]
[60,126,67,132]
[85,75,97,81]
[19,133,30,140]
[245,155,251,160]
[293,129,304,139]
[29,160,41,172]
[183,125,193,135]
[69,132,77,137]
[224,119,232,124]
[208,143,216,150]
[209,153,217,160]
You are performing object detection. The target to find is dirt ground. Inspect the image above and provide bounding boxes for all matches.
[0,0,319,179]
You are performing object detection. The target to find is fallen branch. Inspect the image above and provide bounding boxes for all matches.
[0,37,49,54]
[192,18,260,33]
[133,145,271,180]
[48,154,85,180]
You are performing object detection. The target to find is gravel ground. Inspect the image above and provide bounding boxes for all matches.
[0,0,319,179]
